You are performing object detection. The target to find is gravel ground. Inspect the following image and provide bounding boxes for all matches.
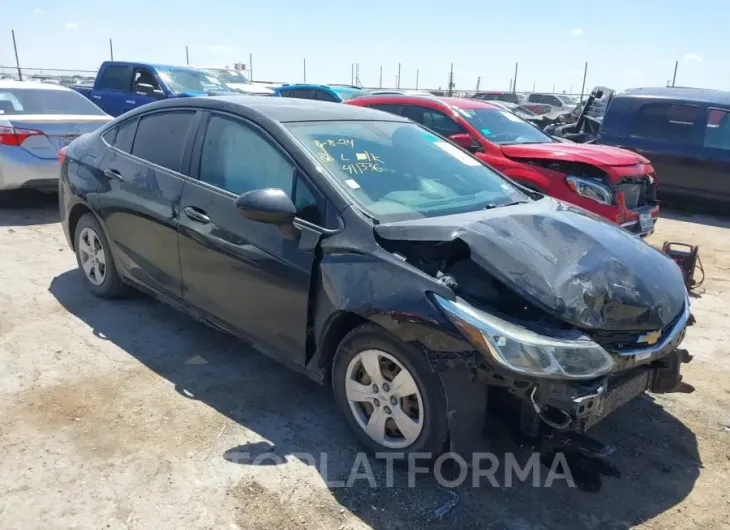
[0,191,729,530]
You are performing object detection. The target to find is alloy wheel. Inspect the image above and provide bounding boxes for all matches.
[78,227,107,286]
[345,349,424,449]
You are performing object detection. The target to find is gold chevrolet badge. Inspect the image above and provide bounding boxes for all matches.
[638,330,661,345]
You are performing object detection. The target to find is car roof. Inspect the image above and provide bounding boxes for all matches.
[144,95,410,123]
[0,80,73,91]
[618,87,730,106]
[349,94,500,110]
[107,61,202,73]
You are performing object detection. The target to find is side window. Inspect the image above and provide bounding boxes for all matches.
[292,89,315,100]
[131,111,195,172]
[547,96,561,107]
[199,115,294,196]
[98,65,131,91]
[417,109,467,137]
[293,176,324,225]
[704,108,730,150]
[528,94,540,103]
[368,103,405,116]
[316,90,339,103]
[132,68,162,93]
[630,104,698,143]
[112,118,138,153]
[278,89,293,98]
[102,128,117,145]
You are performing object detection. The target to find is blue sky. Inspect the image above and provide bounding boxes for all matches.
[0,1,726,94]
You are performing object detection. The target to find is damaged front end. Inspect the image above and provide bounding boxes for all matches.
[375,198,693,483]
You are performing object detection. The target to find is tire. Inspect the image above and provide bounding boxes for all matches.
[74,213,127,298]
[332,323,449,459]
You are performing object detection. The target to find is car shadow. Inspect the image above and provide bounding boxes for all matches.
[660,205,730,230]
[0,190,60,227]
[48,269,702,529]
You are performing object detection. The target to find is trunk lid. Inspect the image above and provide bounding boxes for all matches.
[9,114,110,159]
[375,197,686,331]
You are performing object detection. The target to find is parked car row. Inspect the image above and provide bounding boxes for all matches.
[57,94,693,472]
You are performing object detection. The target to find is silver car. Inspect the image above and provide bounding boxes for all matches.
[0,80,111,192]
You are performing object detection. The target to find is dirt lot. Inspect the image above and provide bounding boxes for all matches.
[1,191,729,530]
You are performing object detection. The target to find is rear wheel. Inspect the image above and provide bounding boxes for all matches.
[332,324,449,457]
[74,213,127,298]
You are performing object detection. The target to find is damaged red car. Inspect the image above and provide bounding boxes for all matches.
[61,98,691,481]
[347,95,659,236]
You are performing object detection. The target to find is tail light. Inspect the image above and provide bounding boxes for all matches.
[58,146,67,165]
[0,126,44,146]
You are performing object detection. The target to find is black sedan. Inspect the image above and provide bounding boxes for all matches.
[59,96,692,461]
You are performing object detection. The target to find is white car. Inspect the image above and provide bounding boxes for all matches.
[524,93,579,120]
[197,67,274,96]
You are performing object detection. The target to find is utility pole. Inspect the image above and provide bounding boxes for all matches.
[509,78,513,91]
[672,60,678,87]
[185,46,189,65]
[513,62,519,93]
[416,69,419,90]
[397,63,401,88]
[448,63,454,96]
[379,66,382,88]
[533,81,536,92]
[355,63,361,87]
[12,30,22,81]
[303,58,306,82]
[249,53,253,81]
[579,61,588,102]
[109,38,114,60]
[552,83,556,93]
[476,76,480,93]
[351,63,354,85]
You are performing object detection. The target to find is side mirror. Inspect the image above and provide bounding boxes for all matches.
[136,83,164,99]
[235,188,296,225]
[448,133,475,150]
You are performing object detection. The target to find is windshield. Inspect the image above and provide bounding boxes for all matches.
[334,90,366,101]
[558,95,578,106]
[513,105,536,116]
[0,88,106,116]
[204,68,251,85]
[157,69,229,94]
[455,107,553,145]
[285,121,528,222]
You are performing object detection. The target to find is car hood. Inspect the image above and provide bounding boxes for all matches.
[227,82,274,95]
[500,142,650,166]
[375,197,686,331]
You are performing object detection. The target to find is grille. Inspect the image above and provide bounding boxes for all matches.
[587,305,684,352]
[583,366,651,430]
[618,176,656,210]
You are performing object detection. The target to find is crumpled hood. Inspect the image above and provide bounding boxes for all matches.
[500,142,650,166]
[375,198,686,331]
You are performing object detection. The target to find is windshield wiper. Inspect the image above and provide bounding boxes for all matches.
[483,200,528,210]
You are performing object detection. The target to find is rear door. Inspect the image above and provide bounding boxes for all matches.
[95,109,200,298]
[178,111,325,366]
[90,64,133,117]
[123,67,164,113]
[694,107,730,203]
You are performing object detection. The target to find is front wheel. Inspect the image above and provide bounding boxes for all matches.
[332,324,449,458]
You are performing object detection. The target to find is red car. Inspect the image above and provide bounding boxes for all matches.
[346,95,659,235]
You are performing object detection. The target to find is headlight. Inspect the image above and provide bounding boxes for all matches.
[433,294,615,379]
[565,176,613,205]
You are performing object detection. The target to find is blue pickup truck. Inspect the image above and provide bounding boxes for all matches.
[71,61,234,117]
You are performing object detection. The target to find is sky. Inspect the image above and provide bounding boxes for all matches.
[0,1,727,94]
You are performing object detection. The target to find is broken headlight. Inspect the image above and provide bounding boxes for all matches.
[433,294,615,379]
[565,176,613,205]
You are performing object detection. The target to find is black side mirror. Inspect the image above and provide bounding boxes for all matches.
[235,188,296,225]
[136,82,164,99]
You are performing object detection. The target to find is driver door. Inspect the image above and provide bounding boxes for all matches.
[178,112,327,366]
[124,67,163,113]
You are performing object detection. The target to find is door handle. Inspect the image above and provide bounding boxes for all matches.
[126,100,136,104]
[92,95,102,100]
[183,206,211,224]
[103,168,123,181]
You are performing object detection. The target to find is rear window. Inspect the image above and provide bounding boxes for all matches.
[630,104,698,143]
[0,88,107,116]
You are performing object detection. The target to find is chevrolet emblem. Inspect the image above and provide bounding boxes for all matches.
[638,330,661,345]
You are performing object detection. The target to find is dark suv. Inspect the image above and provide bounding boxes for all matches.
[551,87,730,208]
